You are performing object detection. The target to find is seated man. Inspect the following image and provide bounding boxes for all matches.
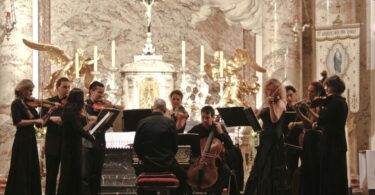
[133,99,190,195]
[188,105,241,195]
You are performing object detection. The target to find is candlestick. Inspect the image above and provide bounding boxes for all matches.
[219,51,224,78]
[200,45,204,72]
[75,52,79,79]
[182,41,186,68]
[94,46,98,72]
[284,47,288,78]
[111,40,116,67]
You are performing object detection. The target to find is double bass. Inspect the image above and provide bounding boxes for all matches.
[187,121,225,191]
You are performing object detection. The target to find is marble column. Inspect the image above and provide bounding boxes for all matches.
[0,0,33,177]
[262,0,302,92]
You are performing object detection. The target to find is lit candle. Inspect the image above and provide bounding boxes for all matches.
[75,52,79,79]
[94,46,98,72]
[284,47,288,78]
[200,45,204,72]
[219,51,224,78]
[181,41,186,68]
[111,40,116,67]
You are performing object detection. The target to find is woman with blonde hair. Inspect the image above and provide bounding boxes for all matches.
[5,79,44,195]
[244,78,291,195]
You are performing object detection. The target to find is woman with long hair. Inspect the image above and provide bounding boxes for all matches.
[58,88,96,195]
[244,78,291,195]
[5,79,44,195]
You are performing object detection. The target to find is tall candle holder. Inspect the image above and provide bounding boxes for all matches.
[217,77,226,107]
[91,71,101,82]
[107,66,121,103]
[73,77,83,88]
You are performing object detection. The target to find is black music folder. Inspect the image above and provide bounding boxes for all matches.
[177,133,200,157]
[122,109,152,132]
[90,108,121,135]
[217,107,262,132]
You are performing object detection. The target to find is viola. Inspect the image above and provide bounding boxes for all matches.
[187,120,224,190]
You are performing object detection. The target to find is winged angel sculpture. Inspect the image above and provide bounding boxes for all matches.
[205,49,266,107]
[22,39,94,96]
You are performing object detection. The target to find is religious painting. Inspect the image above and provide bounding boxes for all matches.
[315,24,360,112]
[139,78,159,108]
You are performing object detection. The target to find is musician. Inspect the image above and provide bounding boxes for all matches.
[133,99,190,195]
[5,79,45,195]
[244,78,290,195]
[287,81,326,195]
[42,77,70,195]
[82,81,108,195]
[282,85,302,180]
[188,105,238,195]
[167,89,189,133]
[58,88,96,195]
[312,76,348,195]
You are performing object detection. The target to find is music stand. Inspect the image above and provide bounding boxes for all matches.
[216,107,262,132]
[122,109,152,132]
[177,133,200,157]
[90,108,121,135]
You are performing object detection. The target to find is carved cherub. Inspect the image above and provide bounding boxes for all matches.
[22,39,94,96]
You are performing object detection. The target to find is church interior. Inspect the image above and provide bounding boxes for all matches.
[1,0,375,194]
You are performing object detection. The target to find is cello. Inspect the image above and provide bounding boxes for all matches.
[187,120,225,191]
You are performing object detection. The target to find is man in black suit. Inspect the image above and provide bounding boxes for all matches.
[133,99,189,195]
[43,77,70,195]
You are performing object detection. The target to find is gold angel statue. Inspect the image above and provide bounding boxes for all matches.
[22,39,94,96]
[205,48,266,107]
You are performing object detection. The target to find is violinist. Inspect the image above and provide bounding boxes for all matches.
[82,81,109,195]
[133,99,190,195]
[244,78,290,195]
[313,76,348,195]
[188,106,238,195]
[5,79,44,195]
[167,89,189,133]
[58,88,96,195]
[288,81,326,195]
[41,77,70,195]
[291,81,326,130]
[282,85,303,179]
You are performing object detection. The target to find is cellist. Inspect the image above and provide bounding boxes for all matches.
[187,105,238,195]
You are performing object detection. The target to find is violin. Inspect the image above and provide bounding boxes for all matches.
[25,98,61,109]
[92,99,113,112]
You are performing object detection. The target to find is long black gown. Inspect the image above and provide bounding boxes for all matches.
[244,107,290,195]
[5,99,42,195]
[317,95,348,195]
[58,107,94,195]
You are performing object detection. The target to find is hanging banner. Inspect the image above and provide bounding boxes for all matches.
[315,24,360,113]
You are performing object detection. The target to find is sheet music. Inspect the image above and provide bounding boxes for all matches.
[90,112,111,134]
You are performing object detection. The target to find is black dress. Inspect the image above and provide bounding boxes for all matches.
[58,107,94,195]
[5,99,42,195]
[317,95,348,195]
[244,107,290,195]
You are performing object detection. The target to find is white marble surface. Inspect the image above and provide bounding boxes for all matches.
[261,0,302,91]
[315,0,356,27]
